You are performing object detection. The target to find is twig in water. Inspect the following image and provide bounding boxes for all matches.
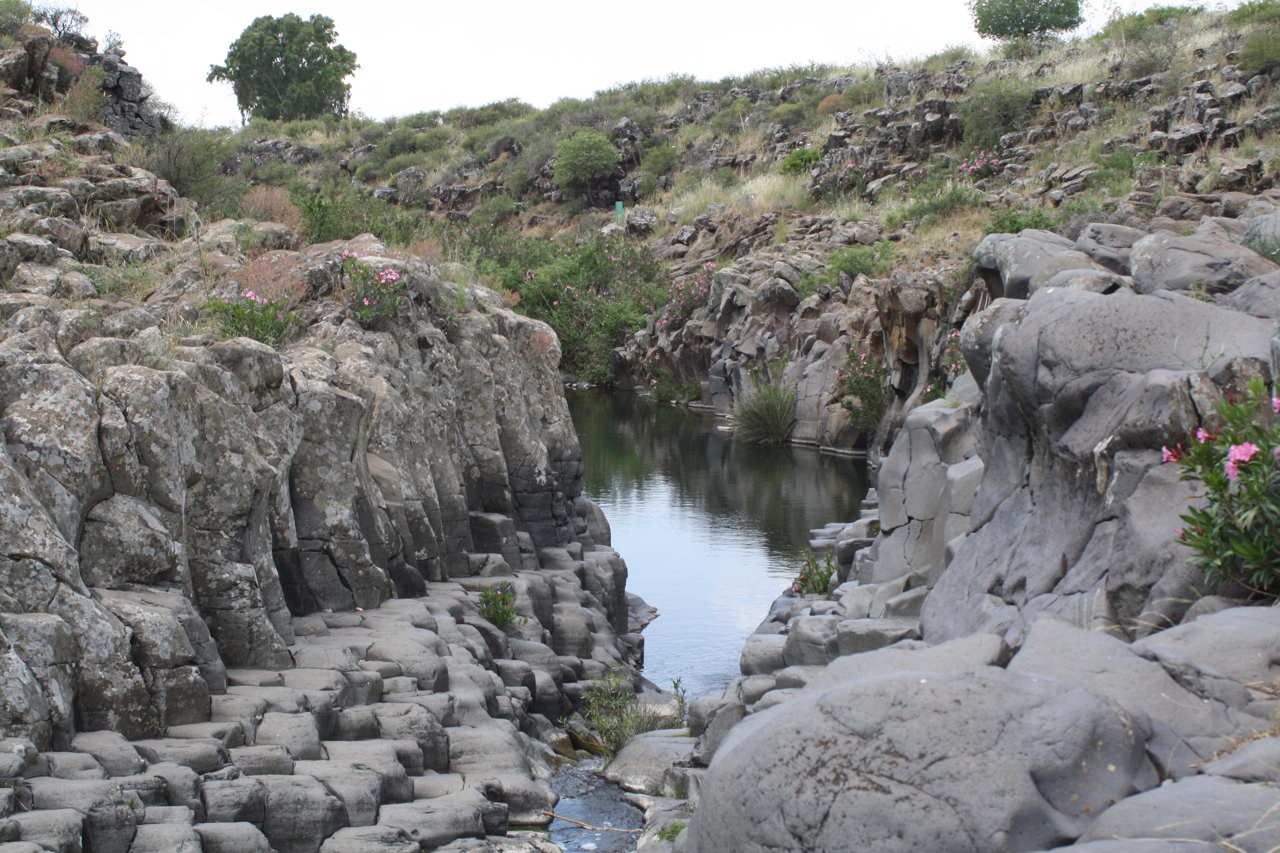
[541,811,642,833]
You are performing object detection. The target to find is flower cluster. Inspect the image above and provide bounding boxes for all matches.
[1165,377,1280,595]
[792,551,837,597]
[957,150,1001,181]
[924,329,966,402]
[833,348,891,433]
[898,166,929,198]
[340,252,405,329]
[207,289,297,347]
[655,261,715,335]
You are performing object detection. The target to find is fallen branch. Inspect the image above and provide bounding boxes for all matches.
[540,811,642,833]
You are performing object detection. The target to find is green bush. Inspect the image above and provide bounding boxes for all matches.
[987,207,1058,233]
[0,0,30,34]
[969,0,1083,39]
[792,551,837,596]
[144,129,244,220]
[834,349,892,433]
[477,582,524,630]
[956,79,1040,152]
[443,98,535,129]
[1238,29,1280,76]
[778,147,822,176]
[206,290,298,346]
[892,182,982,228]
[828,241,901,279]
[456,227,668,384]
[1226,0,1277,25]
[1103,3,1201,39]
[554,128,621,202]
[735,361,796,446]
[769,103,807,128]
[296,190,419,245]
[340,256,404,329]
[1169,377,1280,595]
[641,143,678,174]
[581,669,684,756]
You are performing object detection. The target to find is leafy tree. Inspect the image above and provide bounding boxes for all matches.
[969,0,1083,39]
[553,129,621,203]
[208,13,358,122]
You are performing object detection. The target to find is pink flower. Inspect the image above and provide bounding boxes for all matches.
[1196,428,1211,443]
[552,301,558,306]
[1273,396,1280,414]
[1161,445,1183,463]
[363,298,372,306]
[1225,460,1241,480]
[1228,442,1260,464]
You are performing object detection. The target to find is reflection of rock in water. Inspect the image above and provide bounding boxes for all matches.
[549,758,644,853]
[568,390,870,560]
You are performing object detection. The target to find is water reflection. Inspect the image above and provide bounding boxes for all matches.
[567,391,870,698]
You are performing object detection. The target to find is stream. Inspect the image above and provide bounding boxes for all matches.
[547,391,870,850]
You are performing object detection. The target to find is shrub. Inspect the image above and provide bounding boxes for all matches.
[146,128,243,219]
[651,372,701,403]
[554,128,621,202]
[769,102,806,128]
[834,349,892,433]
[62,65,103,123]
[792,551,837,596]
[581,668,683,756]
[340,252,404,329]
[1103,4,1201,40]
[296,190,418,245]
[828,241,901,279]
[817,94,845,114]
[206,289,298,346]
[1124,23,1183,77]
[75,260,161,299]
[477,582,524,630]
[1168,378,1280,596]
[0,0,30,34]
[654,261,715,335]
[778,147,821,176]
[33,3,86,40]
[241,185,304,232]
[472,194,517,226]
[892,182,982,228]
[987,207,1058,233]
[443,98,534,129]
[735,362,796,445]
[1228,0,1280,25]
[956,79,1040,152]
[46,44,83,82]
[969,0,1083,39]
[1239,29,1280,76]
[641,143,678,175]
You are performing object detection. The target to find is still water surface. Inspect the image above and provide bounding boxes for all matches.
[567,391,871,699]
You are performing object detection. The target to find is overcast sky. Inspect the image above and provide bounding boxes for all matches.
[69,0,1204,128]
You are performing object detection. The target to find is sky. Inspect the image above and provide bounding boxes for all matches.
[69,0,1203,128]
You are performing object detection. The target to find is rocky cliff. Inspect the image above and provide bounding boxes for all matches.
[0,223,647,851]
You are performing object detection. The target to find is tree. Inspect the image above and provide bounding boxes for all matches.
[969,0,1082,40]
[553,129,621,203]
[208,13,358,123]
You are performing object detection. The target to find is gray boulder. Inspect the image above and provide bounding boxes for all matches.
[258,774,349,853]
[194,823,275,853]
[1009,619,1262,777]
[1129,231,1277,295]
[603,730,695,792]
[1078,775,1280,850]
[688,668,1155,853]
[974,230,1077,299]
[1074,222,1152,274]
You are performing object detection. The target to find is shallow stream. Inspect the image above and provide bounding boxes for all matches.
[549,392,870,850]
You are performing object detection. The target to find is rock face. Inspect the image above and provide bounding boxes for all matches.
[0,233,645,851]
[678,216,1280,852]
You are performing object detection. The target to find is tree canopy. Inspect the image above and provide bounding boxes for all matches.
[553,129,621,202]
[969,0,1083,39]
[208,13,358,123]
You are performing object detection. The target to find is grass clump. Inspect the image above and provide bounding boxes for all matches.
[1238,29,1280,77]
[735,359,796,445]
[581,669,685,756]
[658,822,689,842]
[987,207,1058,234]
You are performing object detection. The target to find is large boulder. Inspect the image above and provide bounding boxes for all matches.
[1129,231,1277,295]
[687,667,1155,853]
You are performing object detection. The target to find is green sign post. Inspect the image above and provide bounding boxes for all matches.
[616,201,624,227]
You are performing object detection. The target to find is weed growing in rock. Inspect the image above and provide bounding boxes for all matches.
[207,289,298,346]
[340,251,404,329]
[1167,377,1280,596]
[75,260,162,300]
[477,582,525,630]
[925,329,967,402]
[581,668,683,755]
[658,822,689,842]
[834,349,892,433]
[987,207,1058,234]
[793,550,837,596]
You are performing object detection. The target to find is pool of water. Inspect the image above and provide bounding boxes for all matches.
[567,391,870,700]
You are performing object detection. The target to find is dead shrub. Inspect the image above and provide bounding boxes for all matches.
[240,186,304,233]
